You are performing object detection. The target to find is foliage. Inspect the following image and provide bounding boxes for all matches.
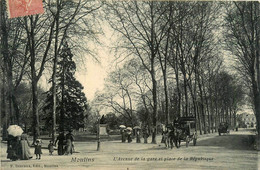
[43,43,88,131]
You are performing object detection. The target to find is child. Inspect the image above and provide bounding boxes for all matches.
[48,140,54,155]
[34,139,42,159]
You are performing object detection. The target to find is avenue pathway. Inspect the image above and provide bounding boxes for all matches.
[1,129,258,170]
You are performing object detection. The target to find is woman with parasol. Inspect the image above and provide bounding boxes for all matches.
[119,125,126,143]
[6,125,23,161]
[126,127,132,143]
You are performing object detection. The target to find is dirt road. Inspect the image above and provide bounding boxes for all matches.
[1,129,258,170]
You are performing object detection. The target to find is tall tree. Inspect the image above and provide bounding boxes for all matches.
[49,0,102,141]
[44,43,88,131]
[106,1,172,144]
[1,0,30,133]
[224,1,260,149]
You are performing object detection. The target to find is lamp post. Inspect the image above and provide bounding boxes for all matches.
[97,117,100,151]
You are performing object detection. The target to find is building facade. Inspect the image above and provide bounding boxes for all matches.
[238,113,256,128]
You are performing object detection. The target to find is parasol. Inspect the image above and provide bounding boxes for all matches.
[126,127,132,131]
[7,125,23,137]
[133,126,141,129]
[119,125,126,128]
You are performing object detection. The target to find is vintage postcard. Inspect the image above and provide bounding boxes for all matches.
[0,0,259,170]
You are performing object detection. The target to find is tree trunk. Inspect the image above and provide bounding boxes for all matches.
[215,103,218,132]
[150,1,157,144]
[254,89,260,150]
[202,75,211,133]
[12,95,20,125]
[254,1,260,151]
[183,73,188,117]
[31,79,40,142]
[1,0,14,125]
[174,62,181,118]
[151,69,157,144]
[197,103,202,135]
[60,56,66,132]
[197,72,206,134]
[52,0,61,141]
[162,69,169,124]
[1,66,8,140]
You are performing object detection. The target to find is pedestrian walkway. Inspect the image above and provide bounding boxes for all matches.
[1,128,257,170]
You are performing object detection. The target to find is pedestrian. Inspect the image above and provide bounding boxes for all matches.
[19,133,32,160]
[55,131,65,155]
[48,140,54,155]
[136,129,141,143]
[161,124,166,143]
[127,130,132,143]
[142,127,149,144]
[65,130,74,155]
[34,139,42,160]
[7,135,19,161]
[121,129,126,143]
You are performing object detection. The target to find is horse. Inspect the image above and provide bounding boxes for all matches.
[161,124,170,148]
[164,127,181,149]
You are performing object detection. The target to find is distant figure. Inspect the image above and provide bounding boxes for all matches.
[142,127,149,144]
[121,129,126,143]
[136,130,141,143]
[55,132,65,155]
[7,135,19,161]
[65,130,75,155]
[19,134,32,160]
[127,130,132,143]
[48,140,54,155]
[161,124,167,143]
[34,139,42,159]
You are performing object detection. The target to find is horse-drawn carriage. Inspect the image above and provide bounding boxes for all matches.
[163,116,197,148]
[174,117,197,147]
[218,122,229,136]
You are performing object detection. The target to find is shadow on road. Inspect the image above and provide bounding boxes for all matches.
[196,134,256,151]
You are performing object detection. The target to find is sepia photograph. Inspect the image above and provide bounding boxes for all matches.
[0,0,259,169]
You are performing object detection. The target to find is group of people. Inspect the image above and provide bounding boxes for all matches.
[54,130,75,155]
[6,130,75,161]
[7,134,42,161]
[121,129,133,143]
[121,127,149,143]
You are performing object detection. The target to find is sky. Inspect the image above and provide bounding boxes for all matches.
[74,23,115,101]
[38,22,115,101]
[75,50,109,101]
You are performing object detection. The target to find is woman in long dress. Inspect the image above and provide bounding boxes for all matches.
[19,134,32,160]
[7,135,19,161]
[55,132,65,155]
[65,131,74,155]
